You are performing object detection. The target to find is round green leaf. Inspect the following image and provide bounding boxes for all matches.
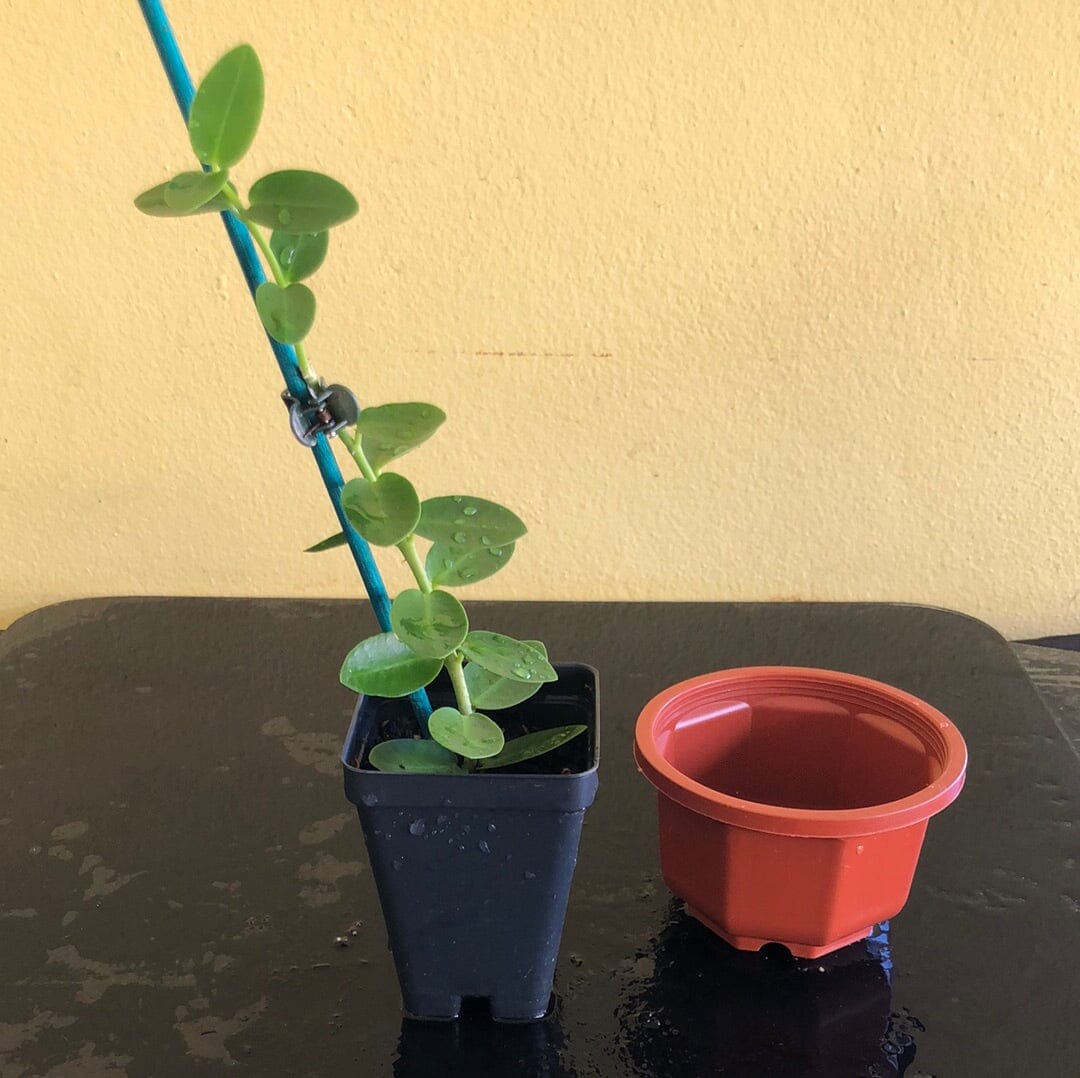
[188,44,264,169]
[428,707,505,760]
[463,662,543,710]
[270,230,329,283]
[426,541,515,588]
[134,181,231,218]
[162,169,229,213]
[247,170,358,231]
[340,474,420,547]
[368,739,464,775]
[356,403,446,470]
[255,281,316,344]
[415,497,526,547]
[391,589,468,659]
[460,632,557,684]
[339,632,443,696]
[478,725,588,771]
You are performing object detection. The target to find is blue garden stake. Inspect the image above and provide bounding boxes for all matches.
[136,0,432,728]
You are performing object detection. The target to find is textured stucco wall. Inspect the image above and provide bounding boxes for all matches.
[3,1,1079,637]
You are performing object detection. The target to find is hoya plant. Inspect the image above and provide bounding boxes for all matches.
[135,44,585,774]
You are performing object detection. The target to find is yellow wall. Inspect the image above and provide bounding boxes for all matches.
[3,1,1080,638]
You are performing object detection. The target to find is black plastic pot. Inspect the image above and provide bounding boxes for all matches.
[342,663,599,1021]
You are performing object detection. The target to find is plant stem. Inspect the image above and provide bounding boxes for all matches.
[397,535,432,594]
[221,184,319,388]
[338,429,379,483]
[445,653,473,715]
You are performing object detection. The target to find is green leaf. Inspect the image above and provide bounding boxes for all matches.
[134,181,231,218]
[391,589,468,659]
[460,631,558,684]
[368,739,464,774]
[270,230,329,283]
[356,403,446,470]
[426,541,515,588]
[340,473,420,547]
[255,281,316,344]
[247,170,358,231]
[478,725,588,771]
[415,496,526,548]
[162,169,229,213]
[339,632,443,696]
[188,44,264,169]
[463,662,543,710]
[428,707,505,760]
[304,531,347,553]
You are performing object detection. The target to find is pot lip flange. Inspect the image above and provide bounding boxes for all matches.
[342,661,600,813]
[634,665,968,838]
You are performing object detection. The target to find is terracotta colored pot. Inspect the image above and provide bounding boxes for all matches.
[634,667,967,959]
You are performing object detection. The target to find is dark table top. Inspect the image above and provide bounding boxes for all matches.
[1,598,1077,1077]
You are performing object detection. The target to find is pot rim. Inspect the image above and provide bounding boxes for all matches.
[634,666,968,837]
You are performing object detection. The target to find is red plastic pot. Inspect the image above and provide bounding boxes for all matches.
[634,667,967,959]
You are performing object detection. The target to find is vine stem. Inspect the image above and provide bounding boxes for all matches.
[445,654,473,716]
[397,535,431,594]
[221,184,477,728]
[221,184,319,387]
[397,533,477,719]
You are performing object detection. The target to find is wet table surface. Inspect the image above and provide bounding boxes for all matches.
[1,598,1077,1077]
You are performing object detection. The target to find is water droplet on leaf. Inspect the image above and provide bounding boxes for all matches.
[463,506,478,516]
[278,209,293,225]
[453,531,467,544]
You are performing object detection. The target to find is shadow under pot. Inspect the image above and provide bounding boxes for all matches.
[633,666,967,959]
[342,663,599,1021]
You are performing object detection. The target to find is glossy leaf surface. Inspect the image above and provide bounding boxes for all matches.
[478,725,588,770]
[340,474,420,547]
[270,230,328,283]
[247,170,358,231]
[339,633,442,696]
[255,281,315,344]
[425,540,515,588]
[391,589,468,659]
[463,662,543,710]
[427,707,505,760]
[356,403,446,470]
[162,169,229,213]
[134,181,230,218]
[368,739,464,775]
[460,631,558,684]
[188,44,264,169]
[415,496,526,547]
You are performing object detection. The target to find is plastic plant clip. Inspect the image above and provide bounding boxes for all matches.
[283,384,360,447]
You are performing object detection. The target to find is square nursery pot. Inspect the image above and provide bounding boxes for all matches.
[634,667,967,959]
[342,663,599,1021]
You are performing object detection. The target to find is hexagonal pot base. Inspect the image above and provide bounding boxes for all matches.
[634,667,967,959]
